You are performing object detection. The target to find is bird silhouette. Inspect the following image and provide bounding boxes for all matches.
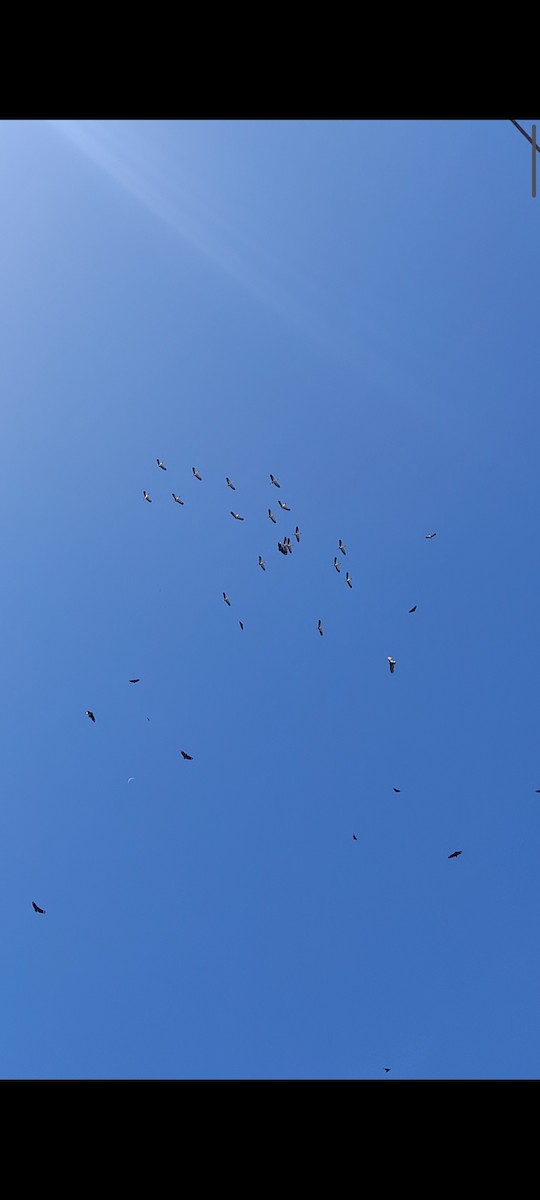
[334,557,340,572]
[317,619,323,636]
[384,1067,391,1073]
[448,850,463,859]
[86,710,95,722]
[387,657,396,673]
[226,477,236,490]
[230,512,244,521]
[295,526,300,543]
[192,468,202,480]
[129,679,140,684]
[180,751,193,761]
[425,532,436,539]
[346,572,352,588]
[223,592,231,606]
[258,556,266,571]
[277,541,287,556]
[393,787,400,793]
[339,539,346,554]
[352,834,358,841]
[409,605,417,613]
[32,901,45,914]
[268,509,277,523]
[270,474,280,487]
[239,621,244,630]
[172,493,184,505]
[143,491,152,502]
[156,459,167,470]
[278,500,291,511]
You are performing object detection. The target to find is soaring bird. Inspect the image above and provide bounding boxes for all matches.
[448,850,463,859]
[180,751,193,761]
[278,500,291,511]
[352,834,358,841]
[333,557,340,572]
[268,509,277,523]
[277,541,287,556]
[393,787,400,793]
[387,657,396,673]
[226,477,236,490]
[346,572,352,588]
[425,532,436,539]
[295,526,300,543]
[86,710,95,722]
[129,679,140,684]
[239,621,244,630]
[156,459,167,470]
[409,605,417,613]
[384,1068,391,1073]
[339,539,346,554]
[536,790,540,794]
[143,491,152,502]
[192,468,202,480]
[32,901,45,914]
[230,512,244,521]
[258,556,266,571]
[172,493,184,504]
[223,592,231,606]
[317,619,323,636]
[270,474,280,487]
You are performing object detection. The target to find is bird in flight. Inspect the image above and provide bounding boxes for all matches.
[339,539,346,555]
[387,657,396,673]
[230,512,244,521]
[383,1067,391,1073]
[409,605,417,613]
[393,787,400,793]
[268,509,277,523]
[333,556,341,573]
[352,834,358,841]
[86,710,95,722]
[536,790,540,794]
[129,679,140,684]
[270,474,280,487]
[192,468,202,480]
[156,459,167,470]
[226,477,236,490]
[258,556,266,571]
[277,541,288,556]
[278,500,291,511]
[317,619,323,636]
[32,901,45,914]
[223,592,231,606]
[346,572,352,588]
[172,493,184,505]
[180,751,193,761]
[295,526,300,543]
[239,621,244,630]
[448,850,463,859]
[425,532,436,539]
[143,491,152,502]
[283,536,292,553]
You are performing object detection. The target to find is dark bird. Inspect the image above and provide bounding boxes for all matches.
[156,459,167,470]
[129,679,140,684]
[295,526,300,543]
[143,491,152,502]
[285,538,293,554]
[425,532,436,539]
[536,790,540,794]
[317,619,323,636]
[86,710,95,722]
[239,621,244,630]
[230,512,244,521]
[278,500,291,511]
[384,1067,391,1073]
[277,541,287,556]
[339,539,346,554]
[223,592,231,606]
[448,850,463,859]
[258,556,266,571]
[387,657,396,673]
[333,557,340,573]
[393,787,400,793]
[192,467,202,480]
[180,751,193,760]
[346,572,352,588]
[226,477,236,490]
[270,474,280,487]
[172,493,184,505]
[409,605,417,613]
[268,508,277,523]
[32,901,45,914]
[352,834,358,841]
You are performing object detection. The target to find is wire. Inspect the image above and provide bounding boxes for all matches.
[510,119,540,152]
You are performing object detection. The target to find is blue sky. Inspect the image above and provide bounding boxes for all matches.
[1,119,539,1080]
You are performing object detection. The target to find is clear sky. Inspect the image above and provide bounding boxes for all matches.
[1,119,539,1080]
